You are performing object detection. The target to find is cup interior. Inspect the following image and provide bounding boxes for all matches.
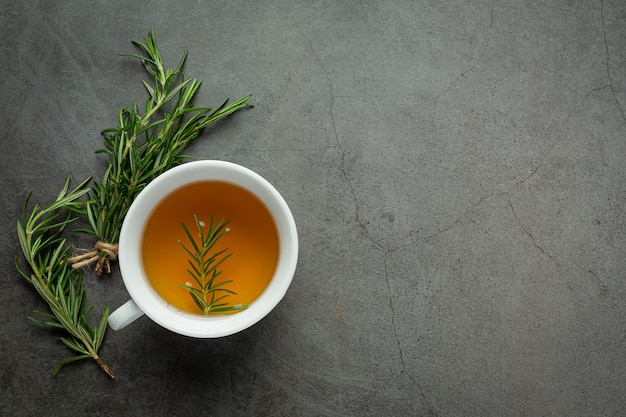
[118,160,298,337]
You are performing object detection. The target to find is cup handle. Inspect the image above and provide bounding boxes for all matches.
[108,299,145,330]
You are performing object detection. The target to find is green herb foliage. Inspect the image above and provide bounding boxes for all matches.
[15,178,114,378]
[14,29,251,378]
[79,29,252,274]
[178,215,247,315]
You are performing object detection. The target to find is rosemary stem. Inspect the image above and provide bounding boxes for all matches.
[96,357,115,378]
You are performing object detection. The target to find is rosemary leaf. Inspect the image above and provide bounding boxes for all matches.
[59,337,90,355]
[93,308,110,351]
[28,314,65,329]
[53,355,92,377]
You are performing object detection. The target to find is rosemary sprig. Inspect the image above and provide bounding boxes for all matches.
[15,178,114,378]
[76,29,252,274]
[177,215,247,315]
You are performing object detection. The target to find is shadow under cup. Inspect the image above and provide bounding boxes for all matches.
[110,160,299,338]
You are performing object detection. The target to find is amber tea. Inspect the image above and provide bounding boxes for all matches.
[141,181,279,314]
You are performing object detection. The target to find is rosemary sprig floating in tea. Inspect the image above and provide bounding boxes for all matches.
[71,29,252,274]
[178,215,247,315]
[15,178,114,378]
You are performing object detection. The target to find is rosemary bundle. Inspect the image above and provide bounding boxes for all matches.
[70,29,252,274]
[178,215,247,315]
[15,179,114,378]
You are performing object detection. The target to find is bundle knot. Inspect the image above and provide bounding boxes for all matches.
[67,241,119,276]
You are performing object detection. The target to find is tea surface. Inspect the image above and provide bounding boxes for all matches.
[142,180,279,314]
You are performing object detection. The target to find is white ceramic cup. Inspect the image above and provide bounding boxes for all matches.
[108,160,298,338]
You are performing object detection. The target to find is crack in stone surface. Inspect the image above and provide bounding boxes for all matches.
[569,258,620,309]
[600,0,626,121]
[505,193,559,264]
[517,85,610,185]
[3,93,27,141]
[304,36,362,225]
[417,190,562,264]
[418,192,502,243]
[431,0,494,107]
[383,250,439,415]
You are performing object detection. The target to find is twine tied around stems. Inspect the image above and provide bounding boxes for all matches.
[68,241,119,276]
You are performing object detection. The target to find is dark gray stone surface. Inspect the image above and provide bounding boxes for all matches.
[1,1,625,415]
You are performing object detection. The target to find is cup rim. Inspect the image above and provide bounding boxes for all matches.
[118,160,298,337]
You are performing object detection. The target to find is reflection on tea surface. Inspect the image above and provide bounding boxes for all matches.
[142,181,279,314]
